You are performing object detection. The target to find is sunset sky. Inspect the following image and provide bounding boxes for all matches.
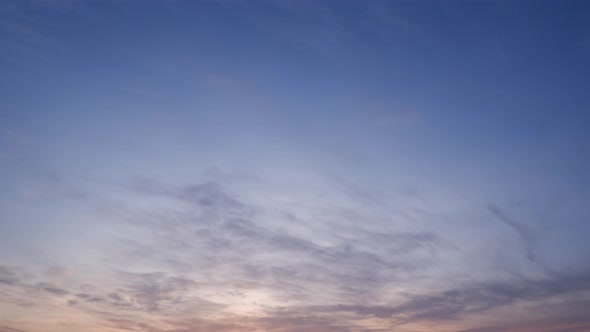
[1,1,590,331]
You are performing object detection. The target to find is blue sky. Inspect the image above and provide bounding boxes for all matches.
[1,1,590,331]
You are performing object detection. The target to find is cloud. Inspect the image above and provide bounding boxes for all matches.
[122,179,442,262]
[84,296,104,303]
[0,326,27,332]
[45,265,73,286]
[118,180,448,306]
[551,326,590,332]
[39,284,69,296]
[487,203,557,276]
[488,204,539,263]
[3,176,587,332]
[282,270,590,325]
[458,328,508,332]
[78,178,454,329]
[113,272,200,312]
[0,266,20,285]
[75,293,92,299]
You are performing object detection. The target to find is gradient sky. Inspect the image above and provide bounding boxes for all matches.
[1,1,590,331]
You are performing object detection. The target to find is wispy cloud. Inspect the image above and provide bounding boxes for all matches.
[0,266,20,286]
[487,204,555,275]
[0,326,27,332]
[268,270,590,328]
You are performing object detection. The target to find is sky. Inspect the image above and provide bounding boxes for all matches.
[1,0,590,331]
